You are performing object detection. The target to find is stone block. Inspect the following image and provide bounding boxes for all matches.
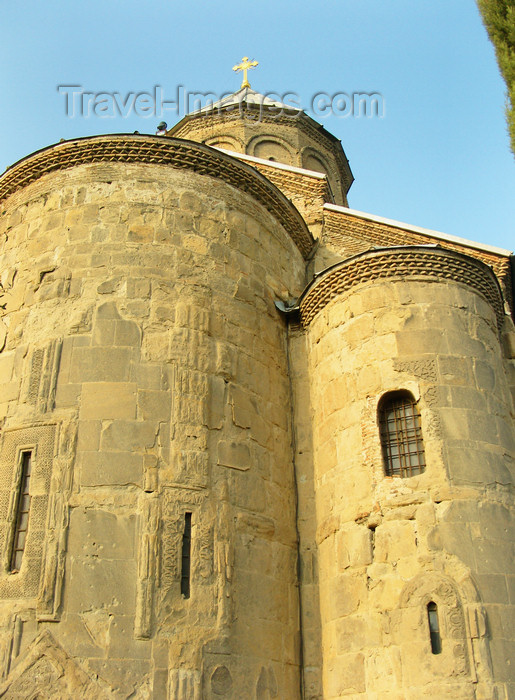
[81,382,137,419]
[96,301,121,320]
[217,439,250,470]
[365,647,403,693]
[439,407,470,439]
[0,352,15,384]
[80,450,143,486]
[54,382,81,408]
[0,381,19,402]
[396,329,449,356]
[324,652,365,696]
[441,500,479,524]
[100,420,157,452]
[324,573,368,619]
[488,638,515,682]
[57,613,108,658]
[474,538,514,575]
[108,614,152,659]
[474,574,510,605]
[337,523,373,570]
[334,613,381,653]
[229,383,255,429]
[356,363,383,396]
[474,359,496,391]
[127,278,151,299]
[68,508,136,559]
[374,520,416,563]
[244,573,288,623]
[498,414,515,453]
[97,277,122,295]
[141,331,169,362]
[433,522,476,569]
[137,390,171,421]
[446,447,512,486]
[438,355,473,386]
[92,319,116,346]
[465,410,499,445]
[206,375,225,429]
[69,347,132,382]
[478,502,513,539]
[128,224,154,242]
[77,420,101,451]
[153,670,168,698]
[227,469,266,512]
[115,319,141,347]
[343,314,374,350]
[67,557,137,615]
[130,363,163,390]
[86,658,151,697]
[507,574,515,605]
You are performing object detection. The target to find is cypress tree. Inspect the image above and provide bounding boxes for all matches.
[477,0,515,155]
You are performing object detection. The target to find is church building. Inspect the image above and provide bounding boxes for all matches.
[0,59,513,698]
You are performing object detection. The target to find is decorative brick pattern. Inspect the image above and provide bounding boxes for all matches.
[0,135,313,257]
[323,208,513,311]
[300,246,505,328]
[251,161,331,202]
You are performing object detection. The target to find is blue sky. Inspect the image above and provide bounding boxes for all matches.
[1,0,513,252]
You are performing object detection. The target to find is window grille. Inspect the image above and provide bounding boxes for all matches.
[10,451,33,572]
[379,391,426,477]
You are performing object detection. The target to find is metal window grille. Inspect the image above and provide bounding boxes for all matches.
[10,451,32,572]
[379,392,426,477]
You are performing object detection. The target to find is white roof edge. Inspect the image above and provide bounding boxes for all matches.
[324,203,513,257]
[215,147,328,180]
[187,87,303,116]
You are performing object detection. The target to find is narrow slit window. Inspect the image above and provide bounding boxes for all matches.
[427,601,442,654]
[10,452,33,572]
[379,391,426,477]
[180,512,192,599]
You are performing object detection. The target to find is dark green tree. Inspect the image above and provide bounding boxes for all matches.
[477,0,515,155]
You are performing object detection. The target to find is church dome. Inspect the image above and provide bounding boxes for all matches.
[167,83,354,206]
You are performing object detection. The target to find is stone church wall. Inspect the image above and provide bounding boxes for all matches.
[0,155,307,698]
[301,252,515,700]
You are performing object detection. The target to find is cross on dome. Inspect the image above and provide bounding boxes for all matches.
[232,56,258,89]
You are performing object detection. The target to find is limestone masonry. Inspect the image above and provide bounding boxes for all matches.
[0,85,513,699]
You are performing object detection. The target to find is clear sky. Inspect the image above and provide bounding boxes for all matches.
[1,0,513,252]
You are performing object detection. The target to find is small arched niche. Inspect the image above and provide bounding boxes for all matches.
[302,152,330,177]
[204,135,242,153]
[395,573,475,687]
[248,137,294,165]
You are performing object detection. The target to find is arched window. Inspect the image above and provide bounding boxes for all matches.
[427,601,442,654]
[378,391,426,477]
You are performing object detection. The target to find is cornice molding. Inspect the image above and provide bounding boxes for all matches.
[299,246,505,329]
[0,134,313,258]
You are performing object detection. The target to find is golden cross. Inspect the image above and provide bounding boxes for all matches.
[232,56,258,89]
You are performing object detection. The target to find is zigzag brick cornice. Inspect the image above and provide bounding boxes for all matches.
[251,162,331,202]
[299,246,506,329]
[323,208,513,311]
[0,134,313,258]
